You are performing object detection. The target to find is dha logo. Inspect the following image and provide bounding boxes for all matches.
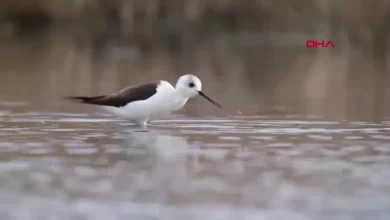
[306,40,335,48]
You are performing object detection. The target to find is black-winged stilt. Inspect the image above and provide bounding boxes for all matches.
[67,74,223,128]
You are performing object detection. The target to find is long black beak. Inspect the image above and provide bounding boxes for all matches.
[198,91,223,109]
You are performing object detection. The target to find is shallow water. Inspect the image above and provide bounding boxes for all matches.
[0,103,389,220]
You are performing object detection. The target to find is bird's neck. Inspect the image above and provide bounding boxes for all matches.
[173,90,189,107]
[175,91,189,101]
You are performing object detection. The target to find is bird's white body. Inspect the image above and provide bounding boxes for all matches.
[101,80,189,127]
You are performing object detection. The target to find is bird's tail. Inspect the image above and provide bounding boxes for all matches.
[65,96,105,104]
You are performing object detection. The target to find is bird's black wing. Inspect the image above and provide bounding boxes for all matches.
[67,81,160,107]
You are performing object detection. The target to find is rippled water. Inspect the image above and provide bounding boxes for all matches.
[0,103,389,220]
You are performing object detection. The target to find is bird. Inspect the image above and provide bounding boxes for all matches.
[66,74,223,128]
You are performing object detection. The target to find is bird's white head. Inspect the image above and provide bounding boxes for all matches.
[175,74,202,98]
[175,74,223,108]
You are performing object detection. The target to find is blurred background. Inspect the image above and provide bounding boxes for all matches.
[0,0,389,120]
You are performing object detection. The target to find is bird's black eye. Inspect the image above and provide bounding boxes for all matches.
[188,82,195,88]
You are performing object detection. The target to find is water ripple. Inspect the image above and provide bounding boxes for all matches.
[0,113,389,219]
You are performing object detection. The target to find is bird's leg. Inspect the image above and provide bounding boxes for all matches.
[135,120,148,130]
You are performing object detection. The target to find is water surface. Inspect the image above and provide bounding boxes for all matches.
[0,103,389,220]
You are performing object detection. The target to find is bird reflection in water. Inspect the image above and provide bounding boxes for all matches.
[122,129,192,159]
